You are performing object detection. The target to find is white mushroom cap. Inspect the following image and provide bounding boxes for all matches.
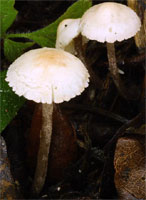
[56,18,81,54]
[6,48,90,104]
[80,2,141,43]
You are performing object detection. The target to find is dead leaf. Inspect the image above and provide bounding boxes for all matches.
[26,104,78,183]
[26,103,42,174]
[114,136,146,199]
[0,136,17,199]
[47,104,78,183]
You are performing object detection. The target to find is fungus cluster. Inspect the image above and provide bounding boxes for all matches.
[5,1,141,197]
[56,2,141,99]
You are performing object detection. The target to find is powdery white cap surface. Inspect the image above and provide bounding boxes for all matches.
[56,18,81,53]
[6,48,90,104]
[80,2,141,43]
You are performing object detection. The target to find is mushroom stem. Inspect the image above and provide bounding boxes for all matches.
[106,42,131,100]
[32,103,53,196]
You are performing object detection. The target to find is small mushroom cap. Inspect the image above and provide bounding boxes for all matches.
[6,48,90,104]
[80,2,141,43]
[56,18,81,54]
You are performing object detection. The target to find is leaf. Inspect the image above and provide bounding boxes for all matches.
[0,136,17,199]
[1,0,18,38]
[27,104,77,183]
[4,39,34,62]
[114,136,146,199]
[6,0,92,47]
[0,71,25,133]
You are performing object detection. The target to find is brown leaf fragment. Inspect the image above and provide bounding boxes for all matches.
[128,0,146,51]
[117,189,140,200]
[114,136,146,199]
[26,104,78,183]
[47,104,78,183]
[26,103,42,175]
[0,136,17,199]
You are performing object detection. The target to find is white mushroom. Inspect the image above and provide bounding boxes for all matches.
[56,18,81,54]
[56,18,88,54]
[56,19,103,88]
[80,2,141,43]
[5,47,90,195]
[80,2,141,99]
[6,47,89,103]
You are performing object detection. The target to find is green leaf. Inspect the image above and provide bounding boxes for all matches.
[4,39,34,62]
[1,0,18,38]
[0,71,25,133]
[7,0,92,47]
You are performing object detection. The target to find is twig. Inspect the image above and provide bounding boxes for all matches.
[97,52,145,67]
[62,103,128,124]
[104,110,144,153]
[125,53,145,63]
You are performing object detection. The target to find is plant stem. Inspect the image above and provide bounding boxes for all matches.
[106,42,134,100]
[32,103,53,196]
[128,0,145,51]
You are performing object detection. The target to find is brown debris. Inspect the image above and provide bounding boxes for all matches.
[47,104,78,183]
[128,0,146,51]
[26,103,78,184]
[114,136,146,199]
[0,136,17,199]
[27,103,42,174]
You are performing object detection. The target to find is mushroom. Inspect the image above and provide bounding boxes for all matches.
[5,47,90,195]
[56,18,102,88]
[80,2,141,99]
[56,18,81,54]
